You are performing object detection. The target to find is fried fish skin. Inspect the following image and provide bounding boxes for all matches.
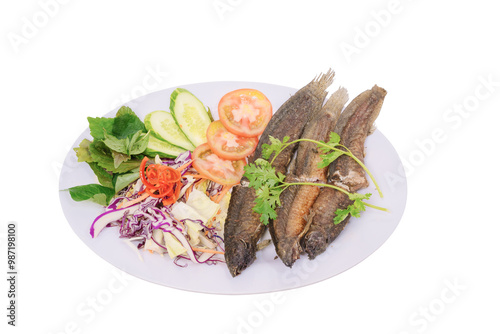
[269,88,348,267]
[302,85,387,260]
[224,70,335,277]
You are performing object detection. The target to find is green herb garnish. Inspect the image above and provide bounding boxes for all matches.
[262,132,383,198]
[246,134,388,226]
[68,106,148,205]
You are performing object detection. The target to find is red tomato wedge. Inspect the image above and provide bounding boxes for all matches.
[192,143,246,186]
[206,120,258,160]
[218,89,272,138]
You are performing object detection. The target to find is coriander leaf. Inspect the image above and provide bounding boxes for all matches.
[244,159,284,189]
[254,158,269,166]
[316,132,344,168]
[253,186,281,225]
[262,135,289,160]
[243,132,387,226]
[317,150,344,168]
[261,144,272,160]
[333,193,371,225]
[333,207,351,225]
[244,159,287,225]
[317,141,331,154]
[348,192,372,201]
[74,138,93,163]
[68,184,115,206]
[326,132,341,146]
[112,106,146,139]
[350,199,367,218]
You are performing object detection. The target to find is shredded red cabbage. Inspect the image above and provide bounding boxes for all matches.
[90,154,226,267]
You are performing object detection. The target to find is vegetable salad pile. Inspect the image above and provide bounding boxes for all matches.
[68,87,273,266]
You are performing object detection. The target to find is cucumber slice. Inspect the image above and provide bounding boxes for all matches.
[144,110,195,151]
[170,88,212,147]
[145,134,188,158]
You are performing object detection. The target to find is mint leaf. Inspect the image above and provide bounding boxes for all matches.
[74,138,93,163]
[88,162,113,188]
[113,170,140,193]
[112,150,131,169]
[128,131,150,155]
[68,184,115,206]
[88,117,114,140]
[103,131,128,154]
[89,140,141,173]
[103,129,149,157]
[112,106,145,139]
[87,106,145,141]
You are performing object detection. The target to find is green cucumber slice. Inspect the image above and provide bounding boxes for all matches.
[144,110,195,151]
[170,88,212,147]
[145,134,187,158]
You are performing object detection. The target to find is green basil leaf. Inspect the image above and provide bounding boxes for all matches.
[68,184,115,206]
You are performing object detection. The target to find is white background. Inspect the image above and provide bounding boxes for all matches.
[1,0,499,333]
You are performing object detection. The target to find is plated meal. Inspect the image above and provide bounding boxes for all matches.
[60,69,405,292]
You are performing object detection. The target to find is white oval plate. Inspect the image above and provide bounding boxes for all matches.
[59,81,407,295]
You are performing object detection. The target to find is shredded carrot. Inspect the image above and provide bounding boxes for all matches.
[139,156,182,204]
[184,187,192,201]
[191,247,224,255]
[213,185,232,203]
[206,216,217,229]
[118,192,150,209]
[182,172,211,180]
[184,182,196,201]
[175,161,192,172]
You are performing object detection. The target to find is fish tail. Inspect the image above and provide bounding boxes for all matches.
[324,87,349,118]
[312,68,335,92]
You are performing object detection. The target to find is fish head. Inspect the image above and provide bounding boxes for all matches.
[302,230,328,260]
[224,238,257,277]
[276,238,302,268]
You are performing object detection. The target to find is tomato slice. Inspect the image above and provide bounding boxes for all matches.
[206,120,258,160]
[192,143,246,186]
[218,89,272,138]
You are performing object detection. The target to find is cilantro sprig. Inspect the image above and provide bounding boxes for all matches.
[246,133,388,226]
[262,132,383,198]
[244,159,286,224]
